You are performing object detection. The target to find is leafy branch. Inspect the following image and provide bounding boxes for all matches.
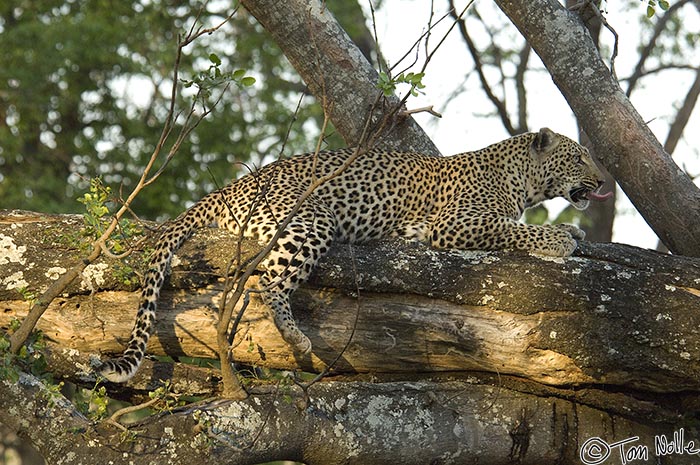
[377,71,426,97]
[181,52,256,94]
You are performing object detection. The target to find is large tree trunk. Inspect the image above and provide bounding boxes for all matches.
[493,0,700,256]
[239,0,441,156]
[3,370,694,465]
[2,210,700,464]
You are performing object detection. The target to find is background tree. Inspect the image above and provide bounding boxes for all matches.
[0,0,379,218]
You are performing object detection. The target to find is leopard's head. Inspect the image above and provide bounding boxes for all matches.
[531,128,612,210]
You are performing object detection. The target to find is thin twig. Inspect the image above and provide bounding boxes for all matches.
[276,91,306,159]
[297,244,363,390]
[388,10,453,77]
[400,105,443,118]
[568,1,619,80]
[368,0,384,74]
[374,1,472,140]
[109,396,161,424]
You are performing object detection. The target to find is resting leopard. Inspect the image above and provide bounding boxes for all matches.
[98,128,611,382]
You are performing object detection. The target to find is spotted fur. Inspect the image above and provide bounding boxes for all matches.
[98,128,610,382]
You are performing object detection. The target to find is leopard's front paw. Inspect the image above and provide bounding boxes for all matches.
[555,223,585,240]
[534,237,577,257]
[530,226,580,257]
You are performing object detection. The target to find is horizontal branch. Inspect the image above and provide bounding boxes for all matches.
[2,369,695,465]
[2,210,700,395]
[4,210,700,463]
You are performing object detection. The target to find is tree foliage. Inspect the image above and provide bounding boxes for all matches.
[0,0,365,218]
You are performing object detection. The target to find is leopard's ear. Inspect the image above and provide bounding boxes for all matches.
[531,128,560,154]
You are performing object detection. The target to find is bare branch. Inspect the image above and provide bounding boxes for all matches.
[514,43,531,133]
[622,63,699,81]
[664,68,700,155]
[449,0,517,135]
[400,105,443,118]
[625,0,692,96]
[109,396,161,424]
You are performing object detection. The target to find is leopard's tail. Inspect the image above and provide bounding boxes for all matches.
[97,190,225,382]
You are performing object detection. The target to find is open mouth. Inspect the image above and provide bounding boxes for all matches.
[569,187,590,204]
[569,185,613,205]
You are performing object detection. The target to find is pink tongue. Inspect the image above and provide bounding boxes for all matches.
[587,190,613,201]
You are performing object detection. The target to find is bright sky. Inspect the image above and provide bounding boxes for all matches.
[371,0,700,250]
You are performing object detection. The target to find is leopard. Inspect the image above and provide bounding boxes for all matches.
[97,127,611,382]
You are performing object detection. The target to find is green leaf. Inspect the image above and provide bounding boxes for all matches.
[659,0,670,10]
[209,53,221,66]
[9,318,21,332]
[240,76,256,87]
[647,5,655,17]
[376,71,396,96]
[232,69,246,80]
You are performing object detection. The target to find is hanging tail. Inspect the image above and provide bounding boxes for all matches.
[97,191,224,382]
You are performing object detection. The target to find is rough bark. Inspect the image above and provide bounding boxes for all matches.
[3,209,700,464]
[7,370,698,465]
[493,0,700,256]
[3,210,700,392]
[564,0,615,243]
[239,0,441,156]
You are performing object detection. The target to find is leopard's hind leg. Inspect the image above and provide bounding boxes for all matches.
[257,204,336,354]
